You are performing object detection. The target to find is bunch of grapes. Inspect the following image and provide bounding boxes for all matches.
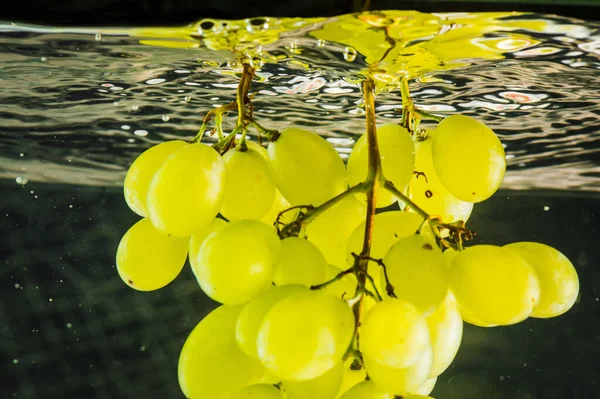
[116,79,579,399]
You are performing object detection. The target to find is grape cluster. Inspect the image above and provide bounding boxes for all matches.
[116,110,579,399]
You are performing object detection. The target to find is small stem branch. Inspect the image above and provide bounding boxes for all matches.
[310,267,354,291]
[414,108,444,122]
[383,179,429,219]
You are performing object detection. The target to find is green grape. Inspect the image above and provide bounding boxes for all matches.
[504,242,579,318]
[431,114,506,203]
[188,218,227,274]
[409,132,473,222]
[426,293,462,378]
[306,195,366,268]
[236,285,308,359]
[246,140,268,158]
[449,245,541,326]
[273,237,329,287]
[267,127,347,206]
[194,220,280,305]
[338,380,392,399]
[146,143,226,237]
[116,218,188,291]
[414,377,437,396]
[347,123,415,208]
[324,264,358,299]
[260,188,298,229]
[335,358,367,399]
[124,140,187,217]
[442,247,459,267]
[257,290,354,381]
[346,211,429,291]
[229,384,286,399]
[220,148,276,221]
[284,360,344,399]
[178,305,265,399]
[360,298,431,369]
[383,235,449,315]
[363,347,433,396]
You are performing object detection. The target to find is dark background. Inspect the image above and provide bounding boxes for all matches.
[2,0,600,26]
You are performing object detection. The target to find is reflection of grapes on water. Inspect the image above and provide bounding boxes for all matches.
[115,11,580,399]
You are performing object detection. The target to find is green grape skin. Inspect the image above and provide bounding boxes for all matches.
[257,290,355,381]
[324,264,358,300]
[306,195,366,268]
[178,305,265,399]
[236,284,309,359]
[267,127,347,206]
[283,360,344,399]
[363,347,433,396]
[426,293,463,378]
[442,247,459,268]
[359,298,431,369]
[383,235,449,316]
[347,123,415,208]
[504,242,579,318]
[116,218,188,291]
[194,220,280,305]
[414,377,437,396]
[346,211,431,290]
[432,114,506,203]
[220,148,276,221]
[260,188,298,229]
[335,358,367,399]
[246,139,269,158]
[188,218,227,274]
[338,380,392,399]
[409,132,473,223]
[449,245,541,326]
[124,140,187,217]
[229,384,286,399]
[273,237,329,287]
[146,142,226,237]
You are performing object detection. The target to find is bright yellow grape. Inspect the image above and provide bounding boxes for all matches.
[432,114,506,203]
[116,218,188,291]
[193,220,280,305]
[257,290,354,381]
[267,127,347,206]
[324,264,358,300]
[284,360,344,399]
[347,123,415,208]
[146,143,226,237]
[306,195,366,268]
[409,132,473,222]
[188,218,227,274]
[335,358,367,399]
[363,347,433,396]
[220,148,276,221]
[261,188,297,228]
[124,140,187,217]
[449,245,541,326]
[414,378,437,396]
[504,242,579,318]
[426,293,463,378]
[229,384,286,399]
[236,284,308,359]
[339,380,392,399]
[383,235,449,315]
[360,298,431,368]
[273,237,329,287]
[178,305,265,399]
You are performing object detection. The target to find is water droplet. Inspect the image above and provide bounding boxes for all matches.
[543,205,550,211]
[161,115,170,122]
[14,283,20,289]
[49,298,53,302]
[246,17,269,33]
[134,129,148,137]
[95,33,102,41]
[317,39,326,48]
[40,56,46,62]
[19,153,24,157]
[197,19,222,36]
[343,47,357,62]
[140,345,147,352]
[66,323,73,328]
[121,125,130,130]
[184,96,192,103]
[13,359,18,364]
[15,176,28,185]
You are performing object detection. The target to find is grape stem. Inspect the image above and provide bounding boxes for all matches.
[399,77,444,134]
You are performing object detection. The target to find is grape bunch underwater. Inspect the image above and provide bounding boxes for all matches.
[114,12,581,399]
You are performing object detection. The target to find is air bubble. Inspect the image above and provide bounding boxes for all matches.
[161,115,170,122]
[246,17,269,33]
[15,176,28,185]
[95,33,102,41]
[343,47,357,62]
[184,96,192,102]
[317,39,326,48]
[134,130,148,137]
